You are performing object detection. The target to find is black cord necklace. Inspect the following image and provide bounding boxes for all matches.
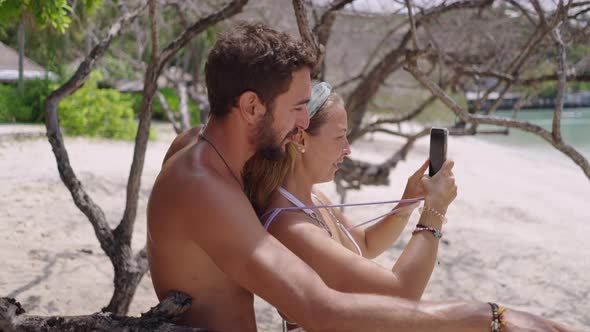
[198,134,243,191]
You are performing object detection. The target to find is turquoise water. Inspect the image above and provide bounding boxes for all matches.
[476,108,590,160]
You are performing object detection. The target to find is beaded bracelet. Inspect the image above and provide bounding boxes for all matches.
[419,205,448,224]
[488,302,507,332]
[412,225,442,239]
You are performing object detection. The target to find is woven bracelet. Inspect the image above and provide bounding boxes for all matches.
[412,225,442,239]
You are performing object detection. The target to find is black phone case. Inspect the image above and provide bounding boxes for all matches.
[429,128,448,177]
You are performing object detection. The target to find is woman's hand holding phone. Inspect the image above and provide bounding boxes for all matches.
[422,160,457,214]
[398,160,429,210]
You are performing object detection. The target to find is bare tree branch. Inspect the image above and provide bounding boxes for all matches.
[404,0,420,50]
[449,127,509,136]
[451,63,590,84]
[569,6,590,19]
[507,2,574,75]
[0,292,210,331]
[530,0,548,27]
[156,90,182,134]
[571,0,590,7]
[458,3,572,119]
[158,0,249,75]
[551,23,566,142]
[44,0,148,261]
[117,0,161,251]
[346,0,494,139]
[118,0,249,252]
[177,82,191,132]
[42,0,247,316]
[466,16,556,115]
[187,87,210,122]
[292,0,323,76]
[483,81,514,115]
[504,0,537,25]
[335,127,429,194]
[522,73,590,84]
[355,18,409,79]
[404,59,590,179]
[308,0,355,78]
[109,46,147,72]
[313,0,354,46]
[454,65,515,81]
[334,72,364,89]
[383,128,430,168]
[351,95,437,141]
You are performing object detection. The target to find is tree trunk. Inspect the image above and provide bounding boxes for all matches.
[177,82,191,131]
[187,88,209,125]
[103,263,147,315]
[1,292,212,331]
[85,26,92,55]
[156,90,182,134]
[17,15,25,95]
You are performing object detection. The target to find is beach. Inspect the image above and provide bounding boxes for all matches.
[0,123,588,330]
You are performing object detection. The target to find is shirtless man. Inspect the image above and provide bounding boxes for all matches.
[147,22,575,332]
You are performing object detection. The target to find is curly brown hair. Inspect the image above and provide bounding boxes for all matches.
[205,22,316,118]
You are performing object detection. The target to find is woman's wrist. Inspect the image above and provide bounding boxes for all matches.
[416,215,443,230]
[423,197,449,215]
[419,206,447,224]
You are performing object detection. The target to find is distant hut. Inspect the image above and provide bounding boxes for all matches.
[0,41,56,83]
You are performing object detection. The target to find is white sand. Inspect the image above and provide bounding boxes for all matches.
[0,123,588,330]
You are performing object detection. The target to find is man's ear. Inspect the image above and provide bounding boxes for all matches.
[237,91,264,125]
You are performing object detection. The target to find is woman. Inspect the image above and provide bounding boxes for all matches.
[243,82,457,330]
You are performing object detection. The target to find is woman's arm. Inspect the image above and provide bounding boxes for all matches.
[315,160,429,259]
[390,160,457,299]
[268,210,418,299]
[304,160,455,300]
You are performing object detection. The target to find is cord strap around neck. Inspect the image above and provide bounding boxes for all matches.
[199,134,243,191]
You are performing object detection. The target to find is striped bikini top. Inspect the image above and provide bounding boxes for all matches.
[262,187,363,256]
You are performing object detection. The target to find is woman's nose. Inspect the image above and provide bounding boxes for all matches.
[343,138,351,156]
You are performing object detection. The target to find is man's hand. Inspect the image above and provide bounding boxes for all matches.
[421,159,457,214]
[504,308,582,332]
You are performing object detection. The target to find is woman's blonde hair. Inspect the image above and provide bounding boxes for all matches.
[243,92,343,216]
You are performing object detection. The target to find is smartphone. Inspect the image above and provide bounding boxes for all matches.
[429,128,448,177]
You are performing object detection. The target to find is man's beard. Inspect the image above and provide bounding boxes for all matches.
[251,104,295,161]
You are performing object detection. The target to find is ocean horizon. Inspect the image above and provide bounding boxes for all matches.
[476,107,590,161]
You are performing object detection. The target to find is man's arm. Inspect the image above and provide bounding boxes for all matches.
[267,211,426,299]
[180,176,333,330]
[180,177,574,332]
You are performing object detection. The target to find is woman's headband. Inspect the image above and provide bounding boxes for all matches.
[307,82,332,118]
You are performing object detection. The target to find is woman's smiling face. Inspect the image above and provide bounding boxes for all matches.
[303,102,351,184]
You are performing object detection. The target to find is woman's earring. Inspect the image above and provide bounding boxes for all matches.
[294,143,305,153]
[293,131,306,153]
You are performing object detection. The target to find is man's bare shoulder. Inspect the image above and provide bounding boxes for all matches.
[152,148,242,213]
[162,126,203,167]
